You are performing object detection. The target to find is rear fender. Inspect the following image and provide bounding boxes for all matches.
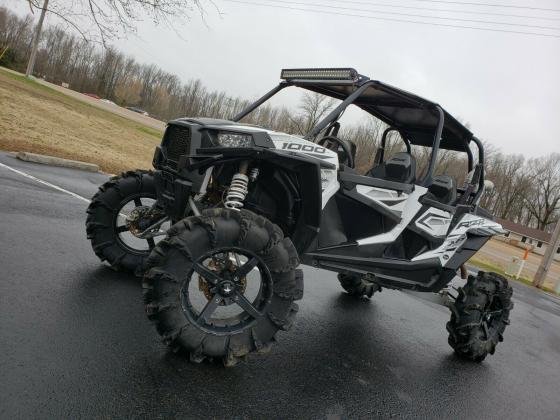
[412,213,502,270]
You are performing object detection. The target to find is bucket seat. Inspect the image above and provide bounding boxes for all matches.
[367,152,417,184]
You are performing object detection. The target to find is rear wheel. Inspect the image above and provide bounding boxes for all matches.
[86,170,169,274]
[143,208,303,366]
[338,273,380,298]
[447,271,513,362]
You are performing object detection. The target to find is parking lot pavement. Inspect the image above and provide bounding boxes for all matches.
[1,153,560,419]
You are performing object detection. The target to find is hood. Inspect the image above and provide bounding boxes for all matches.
[217,124,339,168]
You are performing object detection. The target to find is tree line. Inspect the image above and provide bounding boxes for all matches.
[1,6,558,232]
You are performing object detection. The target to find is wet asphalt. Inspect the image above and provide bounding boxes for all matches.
[1,153,559,419]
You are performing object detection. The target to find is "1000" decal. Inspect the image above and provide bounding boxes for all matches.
[281,142,327,154]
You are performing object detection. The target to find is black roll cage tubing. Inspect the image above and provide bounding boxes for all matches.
[471,136,485,203]
[380,127,411,159]
[233,82,290,121]
[232,80,483,192]
[378,127,474,172]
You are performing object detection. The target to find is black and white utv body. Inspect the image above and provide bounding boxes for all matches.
[87,68,513,366]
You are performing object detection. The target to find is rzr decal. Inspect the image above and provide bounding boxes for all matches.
[456,218,485,229]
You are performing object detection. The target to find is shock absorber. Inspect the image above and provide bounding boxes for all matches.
[225,161,250,210]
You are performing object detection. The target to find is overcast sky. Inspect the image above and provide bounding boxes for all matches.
[4,0,560,157]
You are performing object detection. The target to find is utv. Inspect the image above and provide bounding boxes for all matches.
[86,68,513,366]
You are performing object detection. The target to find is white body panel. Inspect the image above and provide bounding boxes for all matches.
[266,132,339,208]
[337,180,501,267]
[356,186,427,245]
[221,125,340,208]
[414,207,453,237]
[221,124,503,270]
[413,213,503,266]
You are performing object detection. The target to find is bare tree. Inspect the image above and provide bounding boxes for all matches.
[22,0,207,78]
[25,0,206,44]
[291,92,336,136]
[482,153,534,221]
[524,154,560,230]
[340,118,385,173]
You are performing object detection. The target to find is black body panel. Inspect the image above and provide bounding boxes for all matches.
[293,79,473,152]
[153,119,323,254]
[305,188,450,292]
[446,235,490,270]
[368,152,417,184]
[425,175,457,205]
[315,192,397,249]
[303,251,456,292]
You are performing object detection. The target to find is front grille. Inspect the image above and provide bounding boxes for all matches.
[164,125,191,168]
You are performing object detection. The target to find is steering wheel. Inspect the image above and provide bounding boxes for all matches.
[317,136,354,168]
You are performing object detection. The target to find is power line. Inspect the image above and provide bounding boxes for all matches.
[404,0,560,13]
[254,0,560,31]
[318,0,560,21]
[219,0,560,38]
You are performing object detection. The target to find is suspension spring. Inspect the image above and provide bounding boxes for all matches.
[249,167,259,181]
[224,172,249,210]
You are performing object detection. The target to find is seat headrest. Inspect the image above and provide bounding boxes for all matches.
[367,152,416,184]
[427,175,457,205]
[385,152,414,182]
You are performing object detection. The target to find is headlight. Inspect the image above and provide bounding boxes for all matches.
[217,132,253,148]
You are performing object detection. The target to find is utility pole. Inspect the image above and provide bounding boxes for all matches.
[533,219,560,289]
[25,0,49,78]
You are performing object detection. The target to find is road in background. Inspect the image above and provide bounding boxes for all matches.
[1,153,560,419]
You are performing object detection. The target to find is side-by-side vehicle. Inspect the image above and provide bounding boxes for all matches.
[87,68,513,366]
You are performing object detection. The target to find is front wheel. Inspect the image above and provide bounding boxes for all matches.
[143,208,303,366]
[447,271,513,362]
[86,170,168,274]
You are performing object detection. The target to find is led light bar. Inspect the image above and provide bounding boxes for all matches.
[280,68,358,82]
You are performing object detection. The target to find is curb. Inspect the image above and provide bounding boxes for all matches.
[16,152,100,172]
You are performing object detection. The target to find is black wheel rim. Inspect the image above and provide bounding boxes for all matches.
[113,194,167,255]
[180,247,273,335]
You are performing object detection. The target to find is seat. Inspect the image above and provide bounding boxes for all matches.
[367,152,417,184]
[425,175,457,205]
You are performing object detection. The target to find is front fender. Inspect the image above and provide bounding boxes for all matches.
[188,147,323,254]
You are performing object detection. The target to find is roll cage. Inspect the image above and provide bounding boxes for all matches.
[233,68,485,203]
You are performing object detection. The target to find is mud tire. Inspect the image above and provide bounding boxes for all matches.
[447,271,513,362]
[338,273,379,298]
[86,170,155,274]
[142,208,303,366]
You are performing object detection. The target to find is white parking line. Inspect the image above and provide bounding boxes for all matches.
[0,161,91,204]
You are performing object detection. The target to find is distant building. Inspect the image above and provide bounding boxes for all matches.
[496,218,560,262]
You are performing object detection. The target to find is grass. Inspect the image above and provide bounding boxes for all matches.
[0,68,164,174]
[136,126,162,138]
[469,257,559,296]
